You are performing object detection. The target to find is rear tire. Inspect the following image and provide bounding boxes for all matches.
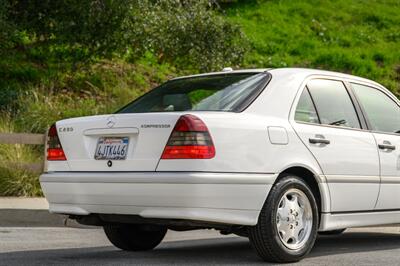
[319,228,346,235]
[249,175,319,263]
[103,224,167,251]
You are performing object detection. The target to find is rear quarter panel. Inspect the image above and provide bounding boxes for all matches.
[157,113,323,178]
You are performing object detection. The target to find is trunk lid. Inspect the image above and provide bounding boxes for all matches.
[55,113,181,171]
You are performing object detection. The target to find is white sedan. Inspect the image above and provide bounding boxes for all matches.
[40,68,400,263]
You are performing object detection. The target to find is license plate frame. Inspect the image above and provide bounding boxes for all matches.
[94,137,129,160]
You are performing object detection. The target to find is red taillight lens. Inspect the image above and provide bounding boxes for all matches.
[161,115,215,159]
[47,124,66,161]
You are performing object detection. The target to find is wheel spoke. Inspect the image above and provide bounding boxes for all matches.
[282,232,290,243]
[281,228,295,243]
[277,219,289,233]
[291,194,299,205]
[283,198,293,215]
[277,207,286,219]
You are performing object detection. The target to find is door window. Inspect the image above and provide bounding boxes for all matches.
[352,83,400,134]
[307,79,361,129]
[295,88,320,124]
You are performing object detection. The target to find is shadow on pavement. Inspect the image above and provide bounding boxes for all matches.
[311,231,400,258]
[1,231,400,265]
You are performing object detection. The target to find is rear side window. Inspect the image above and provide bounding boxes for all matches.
[295,88,320,124]
[307,79,361,129]
[118,73,270,113]
[352,83,400,134]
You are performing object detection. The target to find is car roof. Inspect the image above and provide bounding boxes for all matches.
[171,67,384,89]
[269,68,385,87]
[170,69,270,80]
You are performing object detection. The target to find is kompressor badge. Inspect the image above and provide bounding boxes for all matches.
[141,124,171,129]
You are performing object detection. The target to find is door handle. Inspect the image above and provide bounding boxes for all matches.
[378,143,396,151]
[309,138,330,145]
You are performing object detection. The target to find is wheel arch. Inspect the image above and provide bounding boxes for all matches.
[275,165,331,215]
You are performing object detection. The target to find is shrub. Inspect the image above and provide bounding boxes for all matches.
[5,0,248,71]
[126,0,248,71]
[0,0,16,54]
[7,0,133,57]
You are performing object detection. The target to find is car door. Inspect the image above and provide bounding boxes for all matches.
[351,83,400,210]
[291,78,380,212]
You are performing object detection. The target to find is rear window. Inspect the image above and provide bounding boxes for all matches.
[118,73,271,113]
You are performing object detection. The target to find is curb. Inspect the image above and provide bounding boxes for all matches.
[0,198,84,228]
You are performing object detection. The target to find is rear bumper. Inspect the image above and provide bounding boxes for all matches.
[40,172,276,226]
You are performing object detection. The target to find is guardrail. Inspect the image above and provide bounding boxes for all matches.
[0,133,46,173]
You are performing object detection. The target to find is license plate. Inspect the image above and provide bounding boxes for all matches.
[95,137,129,160]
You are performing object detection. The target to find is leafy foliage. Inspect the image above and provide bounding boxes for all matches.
[0,0,15,53]
[4,0,247,70]
[7,0,133,57]
[126,0,248,71]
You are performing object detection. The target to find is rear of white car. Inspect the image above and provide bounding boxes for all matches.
[39,69,323,263]
[40,71,284,225]
[41,112,279,225]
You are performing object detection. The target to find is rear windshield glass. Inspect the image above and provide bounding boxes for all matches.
[118,73,270,113]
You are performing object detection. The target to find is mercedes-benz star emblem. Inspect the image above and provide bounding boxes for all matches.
[106,116,116,128]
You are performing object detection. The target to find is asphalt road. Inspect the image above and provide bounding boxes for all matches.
[0,226,400,265]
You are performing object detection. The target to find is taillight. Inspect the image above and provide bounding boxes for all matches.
[161,115,215,159]
[47,124,66,161]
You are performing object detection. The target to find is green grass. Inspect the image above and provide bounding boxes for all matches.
[0,116,43,197]
[225,0,400,97]
[14,57,176,133]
